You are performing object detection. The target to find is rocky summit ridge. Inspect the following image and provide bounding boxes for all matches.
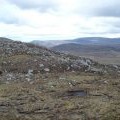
[0,38,120,76]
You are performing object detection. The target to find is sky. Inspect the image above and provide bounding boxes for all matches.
[0,0,120,42]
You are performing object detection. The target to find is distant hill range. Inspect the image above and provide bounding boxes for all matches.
[1,37,120,65]
[69,37,120,45]
[30,37,120,64]
[31,37,120,48]
[50,38,120,65]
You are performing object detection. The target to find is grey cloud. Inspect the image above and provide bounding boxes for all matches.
[7,0,58,12]
[79,18,120,35]
[95,6,120,17]
[7,0,120,17]
[75,0,120,17]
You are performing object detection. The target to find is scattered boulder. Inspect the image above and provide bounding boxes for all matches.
[44,68,50,72]
[39,64,44,68]
[89,67,103,74]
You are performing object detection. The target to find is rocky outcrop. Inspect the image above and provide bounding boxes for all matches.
[0,38,120,76]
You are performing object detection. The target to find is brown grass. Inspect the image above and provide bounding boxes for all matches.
[0,72,120,120]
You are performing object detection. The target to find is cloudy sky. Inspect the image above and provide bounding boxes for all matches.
[0,0,120,41]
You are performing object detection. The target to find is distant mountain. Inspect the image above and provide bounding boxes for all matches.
[71,37,120,45]
[52,43,120,53]
[30,40,69,48]
[30,37,120,48]
[30,37,120,64]
[51,42,120,65]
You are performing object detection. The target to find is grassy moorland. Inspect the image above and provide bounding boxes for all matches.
[0,72,120,120]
